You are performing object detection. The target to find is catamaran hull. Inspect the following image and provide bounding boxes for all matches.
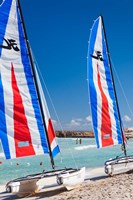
[104,156,133,176]
[6,178,39,198]
[6,168,85,197]
[57,167,85,190]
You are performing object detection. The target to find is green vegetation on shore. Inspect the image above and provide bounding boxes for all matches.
[55,131,94,138]
[55,129,133,139]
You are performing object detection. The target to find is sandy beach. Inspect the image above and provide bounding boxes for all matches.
[0,168,133,200]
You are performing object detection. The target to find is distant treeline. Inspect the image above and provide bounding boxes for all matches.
[55,130,133,139]
[55,131,94,138]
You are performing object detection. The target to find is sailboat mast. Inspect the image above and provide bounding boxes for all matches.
[101,16,127,156]
[17,0,55,168]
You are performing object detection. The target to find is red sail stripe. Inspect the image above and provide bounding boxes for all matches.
[97,64,114,147]
[11,63,35,157]
[47,119,55,145]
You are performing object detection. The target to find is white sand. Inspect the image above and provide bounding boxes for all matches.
[1,167,133,199]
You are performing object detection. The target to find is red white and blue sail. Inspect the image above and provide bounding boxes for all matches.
[35,65,60,158]
[87,16,124,148]
[0,0,60,159]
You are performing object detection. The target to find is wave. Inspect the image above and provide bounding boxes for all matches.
[75,145,96,150]
[0,152,4,158]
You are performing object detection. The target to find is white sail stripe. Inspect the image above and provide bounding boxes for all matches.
[92,18,103,148]
[99,66,118,144]
[1,62,15,158]
[39,86,50,129]
[51,138,58,151]
[1,0,44,157]
[14,67,45,152]
[97,18,118,145]
[35,66,59,152]
[13,42,44,151]
[92,59,102,147]
[0,0,17,158]
[36,65,59,150]
[93,17,118,146]
[35,64,50,129]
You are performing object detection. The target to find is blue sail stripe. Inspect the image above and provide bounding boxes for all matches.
[88,18,100,147]
[0,0,60,161]
[88,16,123,148]
[0,73,10,159]
[52,146,60,158]
[101,29,122,144]
[0,0,13,159]
[16,3,49,153]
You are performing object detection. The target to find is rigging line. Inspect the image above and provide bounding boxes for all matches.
[31,50,78,169]
[116,152,125,158]
[110,57,133,118]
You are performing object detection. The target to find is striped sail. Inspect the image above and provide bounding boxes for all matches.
[0,0,60,159]
[35,65,60,158]
[87,16,125,148]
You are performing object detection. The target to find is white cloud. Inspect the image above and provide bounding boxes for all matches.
[64,116,93,131]
[86,115,92,122]
[53,115,93,131]
[123,115,131,122]
[70,119,82,127]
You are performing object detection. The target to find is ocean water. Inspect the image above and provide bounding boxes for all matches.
[0,138,133,185]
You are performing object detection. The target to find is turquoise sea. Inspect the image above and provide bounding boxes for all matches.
[0,138,133,185]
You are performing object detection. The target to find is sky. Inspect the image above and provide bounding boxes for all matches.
[19,0,133,131]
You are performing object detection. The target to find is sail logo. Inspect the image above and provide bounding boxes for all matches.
[91,50,104,61]
[0,38,19,51]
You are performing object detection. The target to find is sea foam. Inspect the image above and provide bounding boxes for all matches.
[75,145,96,150]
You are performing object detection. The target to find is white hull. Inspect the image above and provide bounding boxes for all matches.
[6,178,39,198]
[104,156,133,176]
[57,167,85,190]
[37,175,57,190]
[6,168,85,197]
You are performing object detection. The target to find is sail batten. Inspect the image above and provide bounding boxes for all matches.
[88,16,124,148]
[0,0,59,161]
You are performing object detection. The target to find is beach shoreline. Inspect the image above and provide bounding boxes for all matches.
[1,167,133,200]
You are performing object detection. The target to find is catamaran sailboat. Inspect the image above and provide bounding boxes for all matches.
[0,0,85,197]
[87,16,133,176]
